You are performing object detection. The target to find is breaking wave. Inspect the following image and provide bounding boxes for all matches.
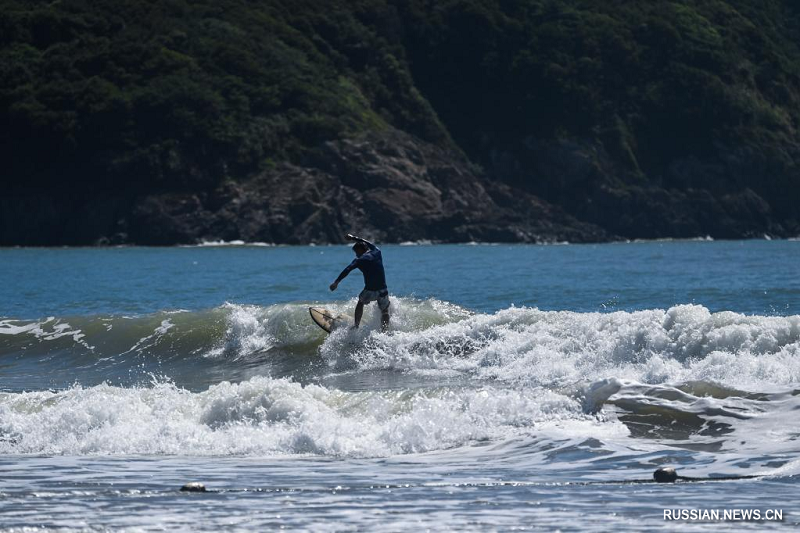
[1,300,798,465]
[2,300,798,390]
[0,377,594,456]
[1,374,797,463]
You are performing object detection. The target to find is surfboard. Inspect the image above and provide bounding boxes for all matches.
[309,307,351,333]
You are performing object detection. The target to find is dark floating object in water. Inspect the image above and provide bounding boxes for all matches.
[653,467,679,483]
[172,470,760,494]
[652,467,761,483]
[180,482,207,492]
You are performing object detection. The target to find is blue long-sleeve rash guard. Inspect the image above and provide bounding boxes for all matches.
[335,241,387,291]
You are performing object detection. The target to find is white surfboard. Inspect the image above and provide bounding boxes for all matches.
[309,307,352,333]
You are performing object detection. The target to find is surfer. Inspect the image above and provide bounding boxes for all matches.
[329,234,390,330]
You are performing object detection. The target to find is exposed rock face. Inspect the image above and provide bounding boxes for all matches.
[128,130,608,245]
[5,127,793,246]
[0,130,608,246]
[4,1,800,246]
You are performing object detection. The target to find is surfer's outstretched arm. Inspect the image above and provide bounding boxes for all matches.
[330,259,358,291]
[346,234,377,251]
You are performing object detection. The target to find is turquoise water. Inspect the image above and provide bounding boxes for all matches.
[1,241,799,530]
[4,240,799,318]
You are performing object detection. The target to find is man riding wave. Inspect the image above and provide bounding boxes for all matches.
[330,234,390,330]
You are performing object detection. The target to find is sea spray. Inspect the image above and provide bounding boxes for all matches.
[2,301,799,391]
[0,377,591,456]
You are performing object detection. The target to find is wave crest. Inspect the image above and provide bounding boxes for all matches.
[0,377,590,456]
[1,301,799,391]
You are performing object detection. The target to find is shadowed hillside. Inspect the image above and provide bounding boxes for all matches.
[398,0,800,238]
[1,0,799,244]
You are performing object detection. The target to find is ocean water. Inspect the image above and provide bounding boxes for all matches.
[1,241,799,531]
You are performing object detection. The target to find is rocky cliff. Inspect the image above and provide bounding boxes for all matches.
[1,0,799,244]
[5,130,603,245]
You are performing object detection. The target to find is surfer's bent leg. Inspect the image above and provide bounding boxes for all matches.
[354,301,364,328]
[378,291,390,331]
[355,289,390,330]
[355,289,372,327]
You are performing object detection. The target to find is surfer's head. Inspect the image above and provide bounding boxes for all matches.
[352,242,368,256]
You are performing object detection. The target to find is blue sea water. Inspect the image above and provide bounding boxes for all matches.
[1,240,799,530]
[4,240,799,318]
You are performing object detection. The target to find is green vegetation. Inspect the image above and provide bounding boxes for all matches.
[0,0,448,192]
[2,0,799,236]
[397,0,800,221]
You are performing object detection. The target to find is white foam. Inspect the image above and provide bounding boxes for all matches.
[120,318,174,356]
[0,318,53,335]
[0,317,94,350]
[205,302,343,359]
[3,300,799,392]
[206,304,275,359]
[191,240,275,247]
[330,304,800,390]
[0,377,592,457]
[629,236,714,243]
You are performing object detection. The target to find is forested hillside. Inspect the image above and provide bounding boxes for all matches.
[1,0,799,244]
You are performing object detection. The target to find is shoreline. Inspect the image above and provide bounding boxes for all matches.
[1,234,797,249]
